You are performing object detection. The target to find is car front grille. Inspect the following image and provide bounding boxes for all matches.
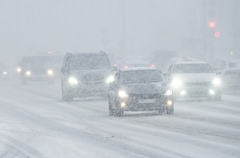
[185,82,211,87]
[81,74,105,82]
[130,93,160,99]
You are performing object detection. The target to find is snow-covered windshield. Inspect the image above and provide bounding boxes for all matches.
[21,56,62,67]
[120,70,163,84]
[69,54,110,70]
[173,63,214,74]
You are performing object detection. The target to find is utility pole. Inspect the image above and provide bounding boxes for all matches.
[120,0,126,57]
[202,0,207,60]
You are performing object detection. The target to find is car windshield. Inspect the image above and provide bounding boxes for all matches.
[69,54,110,70]
[21,56,63,67]
[120,70,163,84]
[173,63,214,74]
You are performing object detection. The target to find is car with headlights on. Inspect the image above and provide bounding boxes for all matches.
[168,60,221,101]
[0,62,9,81]
[61,52,113,101]
[108,67,174,116]
[20,55,62,84]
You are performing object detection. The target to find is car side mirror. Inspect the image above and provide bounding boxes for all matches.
[216,71,221,75]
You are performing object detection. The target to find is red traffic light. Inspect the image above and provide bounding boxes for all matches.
[209,21,215,28]
[215,31,220,37]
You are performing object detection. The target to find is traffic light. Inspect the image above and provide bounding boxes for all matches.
[215,31,220,37]
[209,21,215,28]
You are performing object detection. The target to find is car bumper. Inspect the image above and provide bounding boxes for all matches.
[67,83,109,97]
[173,86,221,98]
[116,95,174,111]
[21,75,54,81]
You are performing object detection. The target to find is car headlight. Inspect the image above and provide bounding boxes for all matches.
[164,90,172,96]
[118,90,128,98]
[17,68,21,72]
[48,70,53,75]
[106,75,114,83]
[68,77,78,85]
[26,71,31,76]
[212,78,221,86]
[3,71,7,75]
[171,78,182,87]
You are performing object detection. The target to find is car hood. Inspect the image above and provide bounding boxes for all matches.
[172,73,217,82]
[120,82,167,95]
[70,69,111,82]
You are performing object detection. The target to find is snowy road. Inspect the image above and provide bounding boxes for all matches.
[0,81,240,158]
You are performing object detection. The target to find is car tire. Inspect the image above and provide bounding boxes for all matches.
[115,109,123,117]
[166,109,174,115]
[112,100,123,117]
[62,92,73,102]
[158,107,166,115]
[108,96,114,116]
[62,87,73,102]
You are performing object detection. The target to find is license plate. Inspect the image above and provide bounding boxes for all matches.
[138,99,156,103]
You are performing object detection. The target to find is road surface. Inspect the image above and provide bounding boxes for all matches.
[0,80,240,158]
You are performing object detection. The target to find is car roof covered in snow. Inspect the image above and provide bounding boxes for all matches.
[174,60,208,65]
[120,67,160,72]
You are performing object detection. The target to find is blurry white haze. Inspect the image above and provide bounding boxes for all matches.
[1,1,240,158]
[0,0,240,63]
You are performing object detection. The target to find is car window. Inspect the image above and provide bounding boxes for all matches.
[69,54,110,70]
[173,63,214,74]
[120,70,164,84]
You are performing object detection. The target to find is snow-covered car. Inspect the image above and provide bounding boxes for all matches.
[123,56,153,68]
[208,58,240,89]
[20,55,62,85]
[220,68,240,88]
[168,60,222,101]
[61,52,113,101]
[149,50,177,73]
[0,62,9,80]
[108,67,174,116]
[208,58,240,73]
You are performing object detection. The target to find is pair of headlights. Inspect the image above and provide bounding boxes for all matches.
[68,75,115,85]
[25,70,53,76]
[118,89,172,98]
[171,78,221,87]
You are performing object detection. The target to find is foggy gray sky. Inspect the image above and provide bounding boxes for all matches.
[0,0,239,64]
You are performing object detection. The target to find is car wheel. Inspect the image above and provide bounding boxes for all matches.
[115,109,123,117]
[158,107,166,115]
[112,99,123,117]
[108,96,114,116]
[166,109,174,115]
[62,87,73,102]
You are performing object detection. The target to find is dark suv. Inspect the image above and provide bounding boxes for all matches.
[61,52,112,101]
